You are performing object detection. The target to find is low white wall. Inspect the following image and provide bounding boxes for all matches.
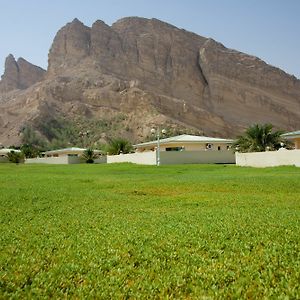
[107,151,156,165]
[235,149,300,167]
[94,156,107,164]
[160,150,235,165]
[25,156,81,164]
[107,150,235,165]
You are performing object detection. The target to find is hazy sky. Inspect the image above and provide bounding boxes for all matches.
[0,0,299,78]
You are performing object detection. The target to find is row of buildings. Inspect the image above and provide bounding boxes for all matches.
[1,131,300,167]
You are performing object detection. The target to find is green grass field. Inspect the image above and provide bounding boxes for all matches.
[0,163,299,299]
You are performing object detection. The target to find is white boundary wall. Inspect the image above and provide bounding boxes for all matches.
[107,151,156,165]
[235,149,300,167]
[25,156,81,164]
[160,150,235,165]
[94,156,107,164]
[107,150,235,165]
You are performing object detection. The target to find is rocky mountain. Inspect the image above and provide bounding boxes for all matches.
[0,54,45,93]
[0,17,299,147]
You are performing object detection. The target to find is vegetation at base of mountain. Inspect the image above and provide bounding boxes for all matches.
[20,144,42,158]
[20,126,47,149]
[32,114,135,149]
[233,123,288,152]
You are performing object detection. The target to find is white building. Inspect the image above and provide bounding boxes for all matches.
[108,134,235,165]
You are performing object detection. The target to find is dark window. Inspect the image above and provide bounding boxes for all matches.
[166,147,182,151]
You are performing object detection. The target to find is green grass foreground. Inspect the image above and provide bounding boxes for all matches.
[0,163,299,299]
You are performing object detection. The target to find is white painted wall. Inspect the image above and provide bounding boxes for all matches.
[107,151,156,165]
[160,150,235,165]
[25,156,81,164]
[107,150,235,165]
[94,156,107,164]
[159,142,230,151]
[235,149,300,167]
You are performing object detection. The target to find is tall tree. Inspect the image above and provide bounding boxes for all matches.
[233,124,285,152]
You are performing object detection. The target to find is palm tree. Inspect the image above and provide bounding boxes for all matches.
[233,124,285,153]
[106,138,133,155]
[81,148,98,164]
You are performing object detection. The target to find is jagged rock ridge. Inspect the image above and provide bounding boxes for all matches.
[0,54,46,93]
[0,17,299,146]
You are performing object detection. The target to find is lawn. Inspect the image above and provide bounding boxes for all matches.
[0,163,299,299]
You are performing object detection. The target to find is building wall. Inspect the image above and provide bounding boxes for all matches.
[138,142,231,152]
[160,142,230,151]
[107,150,234,165]
[160,150,235,165]
[107,151,156,165]
[94,156,107,164]
[235,149,300,167]
[25,156,81,164]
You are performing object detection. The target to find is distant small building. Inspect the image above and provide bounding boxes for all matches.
[44,147,98,157]
[107,134,235,165]
[134,134,233,152]
[26,147,104,164]
[282,130,300,149]
[0,148,21,163]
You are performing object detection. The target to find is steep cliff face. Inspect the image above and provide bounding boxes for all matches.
[0,55,46,93]
[198,39,300,129]
[0,17,299,146]
[48,18,91,76]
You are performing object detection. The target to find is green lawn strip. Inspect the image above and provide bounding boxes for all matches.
[0,164,299,298]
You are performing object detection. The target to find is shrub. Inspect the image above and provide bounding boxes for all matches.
[106,138,133,155]
[81,148,99,164]
[6,151,24,164]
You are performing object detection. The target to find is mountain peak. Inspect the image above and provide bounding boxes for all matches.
[0,16,299,146]
[0,56,45,92]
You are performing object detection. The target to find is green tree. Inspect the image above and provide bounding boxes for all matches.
[21,126,46,148]
[20,144,40,158]
[81,148,98,164]
[6,151,24,164]
[233,124,285,153]
[106,138,133,155]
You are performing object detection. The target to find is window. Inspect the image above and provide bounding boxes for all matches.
[166,147,183,151]
[218,146,221,151]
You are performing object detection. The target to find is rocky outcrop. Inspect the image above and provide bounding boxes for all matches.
[0,54,46,93]
[0,17,299,146]
[198,39,300,129]
[48,18,91,75]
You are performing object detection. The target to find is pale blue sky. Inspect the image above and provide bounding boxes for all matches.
[0,0,299,78]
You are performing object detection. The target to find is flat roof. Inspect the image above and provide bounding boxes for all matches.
[281,130,300,138]
[134,134,233,147]
[44,147,102,155]
[0,148,21,154]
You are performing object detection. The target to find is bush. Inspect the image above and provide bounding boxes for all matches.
[81,148,99,164]
[106,138,133,155]
[6,151,24,164]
